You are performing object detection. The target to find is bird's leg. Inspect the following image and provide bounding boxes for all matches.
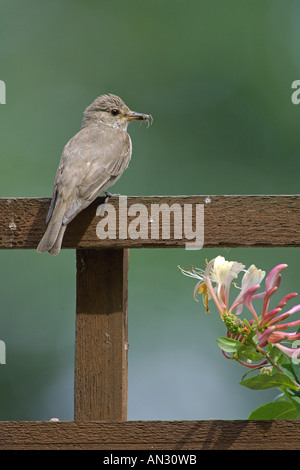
[104,191,120,205]
[98,191,120,216]
[104,191,120,201]
[104,191,113,204]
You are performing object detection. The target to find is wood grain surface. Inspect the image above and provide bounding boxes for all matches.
[75,249,129,421]
[1,195,300,451]
[0,195,299,249]
[1,420,300,450]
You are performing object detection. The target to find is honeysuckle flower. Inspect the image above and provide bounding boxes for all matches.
[274,343,300,359]
[242,263,300,358]
[179,256,265,316]
[230,264,266,313]
[180,257,300,370]
[181,257,300,410]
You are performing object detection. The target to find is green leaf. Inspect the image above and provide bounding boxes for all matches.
[241,366,268,382]
[248,401,300,420]
[268,345,283,363]
[237,345,264,363]
[279,360,300,385]
[290,361,300,384]
[284,388,300,413]
[240,371,300,390]
[216,337,242,353]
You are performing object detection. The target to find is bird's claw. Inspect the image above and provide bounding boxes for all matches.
[98,192,120,216]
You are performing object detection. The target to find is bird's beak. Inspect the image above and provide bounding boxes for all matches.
[126,111,152,122]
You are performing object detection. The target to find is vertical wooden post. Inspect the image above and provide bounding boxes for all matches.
[74,248,129,421]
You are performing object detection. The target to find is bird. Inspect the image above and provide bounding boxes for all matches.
[37,93,151,255]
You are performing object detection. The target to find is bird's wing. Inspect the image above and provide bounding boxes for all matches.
[62,166,113,225]
[46,158,65,223]
[78,129,131,194]
[48,126,132,226]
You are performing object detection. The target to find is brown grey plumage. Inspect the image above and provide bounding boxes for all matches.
[37,94,151,255]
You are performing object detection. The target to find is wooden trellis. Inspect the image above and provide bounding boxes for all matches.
[0,195,300,450]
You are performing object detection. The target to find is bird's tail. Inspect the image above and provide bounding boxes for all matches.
[37,200,67,255]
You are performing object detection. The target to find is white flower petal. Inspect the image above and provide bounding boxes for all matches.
[241,265,265,293]
[213,256,244,285]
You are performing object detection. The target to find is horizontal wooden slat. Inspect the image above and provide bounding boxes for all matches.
[0,195,299,249]
[1,420,300,450]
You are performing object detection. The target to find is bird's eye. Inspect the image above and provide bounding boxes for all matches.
[111,109,120,116]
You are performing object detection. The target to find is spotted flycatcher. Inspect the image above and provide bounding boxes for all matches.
[37,94,151,255]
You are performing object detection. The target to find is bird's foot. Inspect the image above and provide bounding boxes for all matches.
[97,192,120,217]
[104,191,120,198]
[104,191,120,204]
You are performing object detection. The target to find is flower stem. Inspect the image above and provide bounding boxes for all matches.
[251,340,300,388]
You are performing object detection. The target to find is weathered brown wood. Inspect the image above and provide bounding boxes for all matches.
[1,420,300,450]
[0,195,299,249]
[74,248,129,421]
[1,196,300,451]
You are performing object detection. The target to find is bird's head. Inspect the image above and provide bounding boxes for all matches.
[82,94,152,130]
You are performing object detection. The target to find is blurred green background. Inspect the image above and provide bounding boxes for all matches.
[0,0,300,421]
